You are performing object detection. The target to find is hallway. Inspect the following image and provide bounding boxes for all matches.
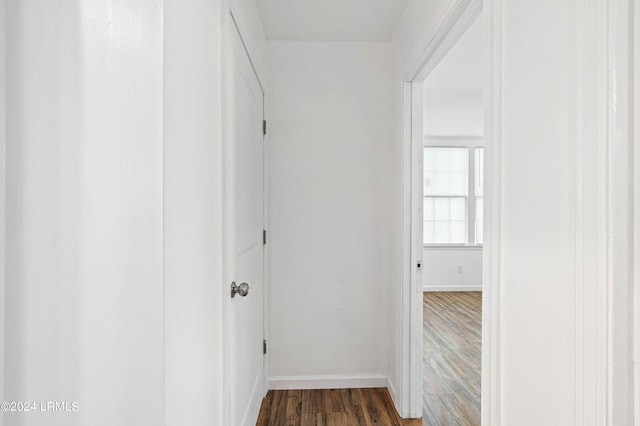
[1,0,637,424]
[256,292,482,425]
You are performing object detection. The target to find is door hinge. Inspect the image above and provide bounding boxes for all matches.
[263,229,267,245]
[263,120,267,136]
[263,339,267,355]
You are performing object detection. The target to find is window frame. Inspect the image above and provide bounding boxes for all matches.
[423,136,484,247]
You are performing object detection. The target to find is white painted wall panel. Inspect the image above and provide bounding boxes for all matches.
[77,2,164,423]
[499,2,575,423]
[163,0,225,425]
[5,3,84,425]
[422,248,482,291]
[267,41,393,381]
[5,1,164,425]
[423,94,483,137]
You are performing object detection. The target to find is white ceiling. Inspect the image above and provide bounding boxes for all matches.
[256,0,409,42]
[423,15,484,96]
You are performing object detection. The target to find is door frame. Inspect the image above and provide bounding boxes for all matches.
[400,0,639,423]
[398,0,483,419]
[635,0,640,420]
[222,6,269,425]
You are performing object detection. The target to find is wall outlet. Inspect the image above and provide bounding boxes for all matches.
[457,265,463,273]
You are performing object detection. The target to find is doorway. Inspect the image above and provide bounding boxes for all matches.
[399,0,486,422]
[420,14,483,424]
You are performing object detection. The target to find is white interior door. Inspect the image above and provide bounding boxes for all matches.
[228,22,266,426]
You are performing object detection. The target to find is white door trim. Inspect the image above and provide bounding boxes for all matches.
[608,0,635,423]
[481,0,501,422]
[398,80,425,418]
[398,82,412,417]
[478,0,624,423]
[634,0,640,421]
[483,0,630,423]
[398,0,482,418]
[403,0,483,82]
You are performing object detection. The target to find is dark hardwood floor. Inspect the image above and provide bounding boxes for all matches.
[256,292,482,425]
[423,291,482,425]
[256,388,421,426]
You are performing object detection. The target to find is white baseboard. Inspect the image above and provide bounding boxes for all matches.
[269,374,387,390]
[423,285,482,292]
[387,377,403,416]
[386,377,397,403]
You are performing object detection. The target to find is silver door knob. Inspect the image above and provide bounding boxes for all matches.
[231,282,250,298]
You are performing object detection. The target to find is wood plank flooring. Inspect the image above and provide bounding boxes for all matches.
[256,291,481,425]
[423,291,482,426]
[256,388,421,426]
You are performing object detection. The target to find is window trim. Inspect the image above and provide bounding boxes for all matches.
[423,136,484,247]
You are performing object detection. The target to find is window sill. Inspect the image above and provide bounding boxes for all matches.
[423,244,483,250]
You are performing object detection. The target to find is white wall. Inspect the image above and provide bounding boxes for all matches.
[0,0,5,422]
[163,0,226,425]
[423,248,482,291]
[267,41,393,387]
[422,15,483,137]
[5,1,164,425]
[495,2,575,421]
[78,3,165,424]
[423,93,483,137]
[5,3,84,423]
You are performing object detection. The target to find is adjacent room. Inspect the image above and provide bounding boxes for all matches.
[420,15,484,424]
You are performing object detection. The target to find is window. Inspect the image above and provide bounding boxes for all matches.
[423,142,484,245]
[474,147,484,244]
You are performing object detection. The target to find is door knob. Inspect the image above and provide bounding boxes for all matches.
[231,281,250,298]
